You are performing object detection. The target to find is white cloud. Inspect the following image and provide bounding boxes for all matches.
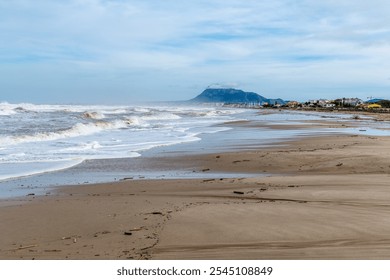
[1,0,390,102]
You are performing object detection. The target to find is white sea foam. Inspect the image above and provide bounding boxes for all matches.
[0,120,128,146]
[123,116,142,126]
[60,141,103,152]
[82,111,106,120]
[0,159,85,181]
[0,102,17,115]
[0,102,131,114]
[142,112,181,121]
[100,108,128,115]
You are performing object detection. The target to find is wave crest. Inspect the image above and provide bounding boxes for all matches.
[0,120,128,146]
[82,111,106,120]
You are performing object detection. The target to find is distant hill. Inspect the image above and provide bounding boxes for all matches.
[366,98,384,104]
[190,88,285,105]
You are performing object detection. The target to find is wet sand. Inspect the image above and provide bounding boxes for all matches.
[1,119,390,259]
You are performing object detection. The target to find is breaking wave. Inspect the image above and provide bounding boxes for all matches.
[0,120,128,146]
[82,111,106,120]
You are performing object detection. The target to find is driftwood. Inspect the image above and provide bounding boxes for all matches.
[203,179,215,182]
[233,191,244,195]
[129,227,144,232]
[16,244,37,250]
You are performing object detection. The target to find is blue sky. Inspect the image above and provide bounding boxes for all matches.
[1,0,389,104]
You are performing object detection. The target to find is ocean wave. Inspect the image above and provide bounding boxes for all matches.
[0,120,129,146]
[0,102,133,114]
[0,102,51,113]
[141,112,181,121]
[132,107,151,113]
[0,102,17,115]
[178,108,244,118]
[82,111,106,120]
[123,116,142,126]
[0,109,16,116]
[100,108,128,115]
[58,141,103,152]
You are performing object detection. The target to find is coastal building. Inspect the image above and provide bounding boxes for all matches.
[334,98,363,107]
[306,99,335,108]
[286,101,301,108]
[367,103,382,109]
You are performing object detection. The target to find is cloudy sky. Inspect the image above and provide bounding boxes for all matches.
[1,0,389,104]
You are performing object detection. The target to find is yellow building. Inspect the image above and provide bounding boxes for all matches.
[367,104,382,109]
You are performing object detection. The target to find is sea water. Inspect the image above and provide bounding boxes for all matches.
[0,102,246,181]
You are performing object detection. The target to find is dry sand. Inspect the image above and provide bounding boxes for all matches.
[0,118,390,259]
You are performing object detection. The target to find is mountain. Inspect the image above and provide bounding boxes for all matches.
[366,98,384,104]
[190,88,285,105]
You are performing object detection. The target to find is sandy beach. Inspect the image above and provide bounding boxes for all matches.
[1,114,390,260]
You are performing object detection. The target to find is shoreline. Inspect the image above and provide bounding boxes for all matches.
[1,112,390,259]
[2,108,389,200]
